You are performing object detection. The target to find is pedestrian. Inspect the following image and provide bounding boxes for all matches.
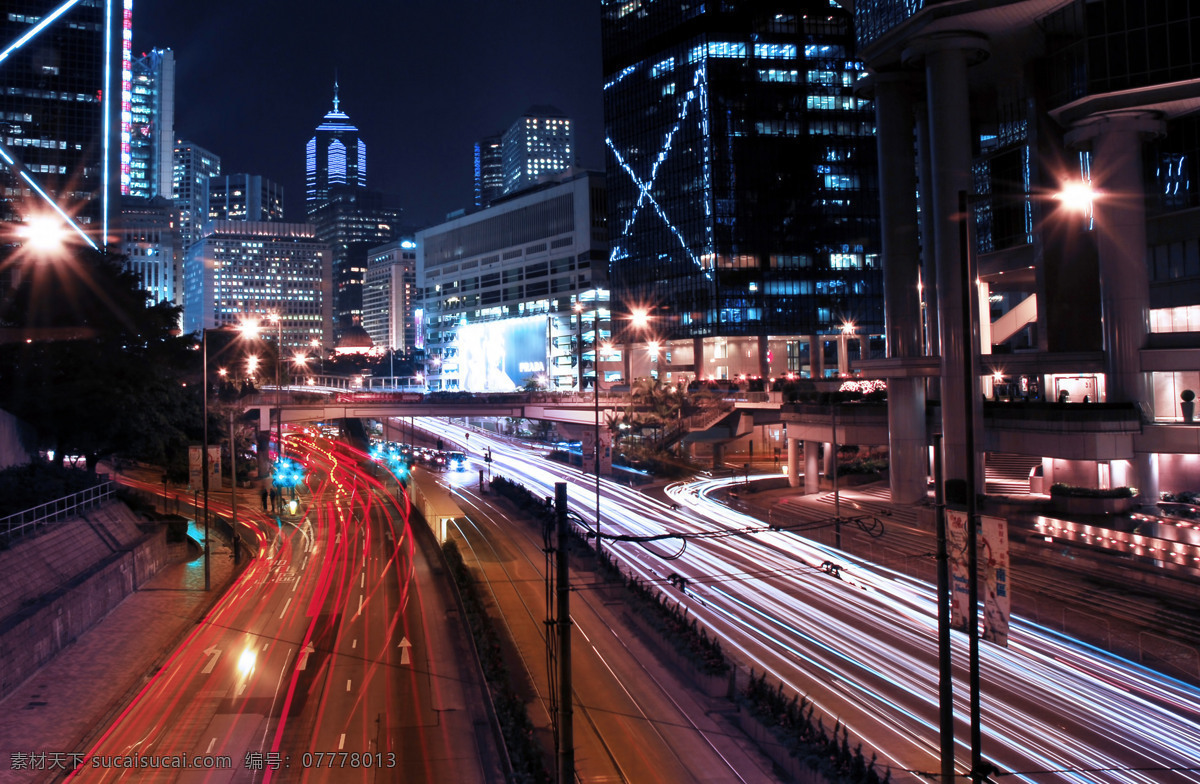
[269,487,278,513]
[260,487,268,512]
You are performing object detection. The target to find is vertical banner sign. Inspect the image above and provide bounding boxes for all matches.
[581,430,597,475]
[946,509,971,630]
[188,444,202,489]
[981,514,1011,647]
[599,429,613,474]
[209,445,222,484]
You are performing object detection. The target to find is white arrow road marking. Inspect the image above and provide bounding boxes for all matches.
[298,642,315,671]
[201,646,221,674]
[398,637,412,666]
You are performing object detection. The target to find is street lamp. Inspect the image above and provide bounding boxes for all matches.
[267,312,284,460]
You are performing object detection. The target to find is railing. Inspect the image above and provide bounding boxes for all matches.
[0,480,115,546]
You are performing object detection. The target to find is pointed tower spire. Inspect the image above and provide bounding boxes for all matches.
[333,72,340,112]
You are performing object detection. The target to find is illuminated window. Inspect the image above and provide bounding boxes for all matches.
[754,43,797,59]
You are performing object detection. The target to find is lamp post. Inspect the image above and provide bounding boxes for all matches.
[267,313,284,460]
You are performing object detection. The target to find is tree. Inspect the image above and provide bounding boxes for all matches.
[0,248,194,473]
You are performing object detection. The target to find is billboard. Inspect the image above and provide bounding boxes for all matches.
[981,514,1011,647]
[455,316,548,392]
[946,509,971,631]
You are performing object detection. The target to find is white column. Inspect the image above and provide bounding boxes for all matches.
[787,436,800,488]
[805,440,820,494]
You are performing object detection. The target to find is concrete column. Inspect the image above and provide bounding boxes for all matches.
[804,440,820,494]
[693,337,705,380]
[837,333,850,376]
[713,442,725,472]
[915,101,940,363]
[823,441,835,480]
[758,335,770,379]
[888,376,928,503]
[808,335,824,378]
[1067,111,1163,505]
[787,436,800,488]
[905,33,989,488]
[873,72,931,505]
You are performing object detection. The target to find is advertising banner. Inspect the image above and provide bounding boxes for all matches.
[981,514,1011,647]
[187,444,222,490]
[581,429,597,475]
[599,428,613,474]
[946,509,971,631]
[456,316,549,392]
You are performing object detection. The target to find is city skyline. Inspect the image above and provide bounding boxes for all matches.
[133,1,605,228]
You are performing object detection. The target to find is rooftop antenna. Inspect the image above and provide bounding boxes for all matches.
[333,69,340,112]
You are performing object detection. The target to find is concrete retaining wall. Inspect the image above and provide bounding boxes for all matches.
[0,502,172,701]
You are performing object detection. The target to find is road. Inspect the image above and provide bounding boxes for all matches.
[435,421,1200,784]
[73,434,497,783]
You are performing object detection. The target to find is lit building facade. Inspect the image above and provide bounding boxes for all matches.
[117,195,176,306]
[851,0,1200,504]
[418,170,609,392]
[501,106,574,196]
[363,238,419,354]
[172,140,220,254]
[601,1,882,383]
[128,48,175,199]
[473,134,504,209]
[182,221,332,350]
[208,173,284,222]
[0,0,128,247]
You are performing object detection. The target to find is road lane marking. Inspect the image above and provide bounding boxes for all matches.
[298,642,315,670]
[338,733,346,750]
[346,679,352,692]
[360,573,365,588]
[279,598,291,619]
[352,639,357,649]
[206,738,216,754]
[201,646,221,674]
[357,595,363,615]
[398,637,412,665]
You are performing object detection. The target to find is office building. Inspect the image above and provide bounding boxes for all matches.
[173,140,220,254]
[0,0,129,247]
[418,170,609,392]
[473,134,504,209]
[363,238,419,354]
[182,221,332,350]
[501,106,574,197]
[600,1,882,384]
[117,196,177,306]
[208,173,284,222]
[851,0,1200,504]
[128,48,175,199]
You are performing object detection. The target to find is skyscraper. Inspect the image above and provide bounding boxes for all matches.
[304,84,397,332]
[172,140,220,254]
[473,134,503,209]
[306,83,365,210]
[209,174,284,222]
[601,2,882,382]
[128,48,175,200]
[501,106,574,196]
[363,238,419,354]
[0,0,129,248]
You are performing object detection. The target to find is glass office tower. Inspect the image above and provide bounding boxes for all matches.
[601,1,882,380]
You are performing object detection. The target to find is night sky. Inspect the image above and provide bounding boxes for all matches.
[133,0,606,229]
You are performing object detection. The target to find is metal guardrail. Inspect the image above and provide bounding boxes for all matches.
[0,480,115,546]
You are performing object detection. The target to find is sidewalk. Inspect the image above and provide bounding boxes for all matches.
[0,535,240,783]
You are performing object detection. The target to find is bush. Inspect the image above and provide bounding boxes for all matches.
[1049,483,1136,499]
[0,461,103,518]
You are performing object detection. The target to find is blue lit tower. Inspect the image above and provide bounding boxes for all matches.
[473,134,503,209]
[306,82,366,212]
[305,81,398,333]
[601,2,881,381]
[0,0,129,249]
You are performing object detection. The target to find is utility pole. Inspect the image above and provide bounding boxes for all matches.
[228,408,239,564]
[555,482,574,783]
[934,433,955,781]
